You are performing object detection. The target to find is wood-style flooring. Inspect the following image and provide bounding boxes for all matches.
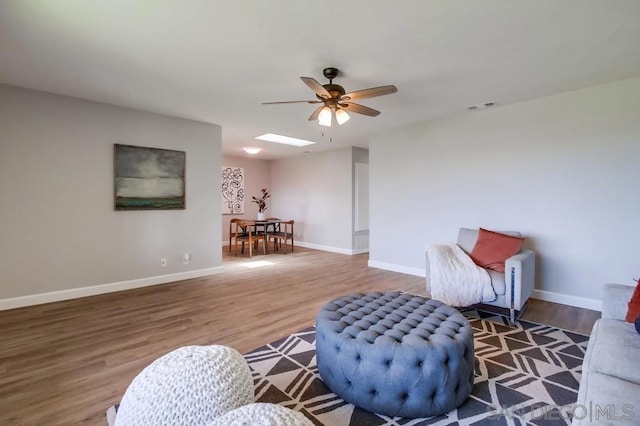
[0,247,601,425]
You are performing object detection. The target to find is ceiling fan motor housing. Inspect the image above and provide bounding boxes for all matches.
[320,67,345,103]
[317,83,346,103]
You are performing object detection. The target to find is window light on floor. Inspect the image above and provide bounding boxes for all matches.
[241,260,275,269]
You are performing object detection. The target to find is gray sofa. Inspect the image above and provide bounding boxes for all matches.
[573,283,639,425]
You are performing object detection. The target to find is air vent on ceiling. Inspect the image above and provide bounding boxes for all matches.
[466,101,497,111]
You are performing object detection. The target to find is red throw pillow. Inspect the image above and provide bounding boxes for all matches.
[625,278,640,323]
[470,228,525,273]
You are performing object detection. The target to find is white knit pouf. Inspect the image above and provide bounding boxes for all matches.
[115,345,254,426]
[207,403,314,426]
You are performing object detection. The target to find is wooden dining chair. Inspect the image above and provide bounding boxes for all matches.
[265,217,281,247]
[228,218,242,251]
[234,220,265,257]
[269,220,294,254]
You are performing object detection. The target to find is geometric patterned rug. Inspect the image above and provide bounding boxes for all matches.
[244,308,589,425]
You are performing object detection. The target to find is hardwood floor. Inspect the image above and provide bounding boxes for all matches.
[0,247,600,425]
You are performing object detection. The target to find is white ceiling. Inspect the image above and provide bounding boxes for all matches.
[2,1,640,160]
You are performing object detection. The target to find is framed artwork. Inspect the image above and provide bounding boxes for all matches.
[221,166,244,214]
[114,144,186,210]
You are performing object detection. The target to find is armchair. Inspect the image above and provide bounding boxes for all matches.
[426,228,535,324]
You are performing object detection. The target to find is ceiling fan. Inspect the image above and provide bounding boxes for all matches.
[263,67,397,127]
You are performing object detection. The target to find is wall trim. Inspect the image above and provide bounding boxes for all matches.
[367,261,603,311]
[351,248,370,255]
[0,266,223,311]
[224,240,366,255]
[368,260,426,277]
[295,241,355,255]
[532,289,602,312]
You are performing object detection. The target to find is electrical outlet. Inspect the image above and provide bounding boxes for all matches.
[183,253,191,264]
[160,258,167,267]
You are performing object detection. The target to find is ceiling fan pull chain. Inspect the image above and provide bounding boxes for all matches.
[320,128,333,143]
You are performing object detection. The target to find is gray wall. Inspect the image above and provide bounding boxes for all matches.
[369,76,640,307]
[0,84,222,306]
[221,154,271,244]
[270,148,353,253]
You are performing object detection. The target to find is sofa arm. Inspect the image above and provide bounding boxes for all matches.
[505,250,535,310]
[602,283,635,321]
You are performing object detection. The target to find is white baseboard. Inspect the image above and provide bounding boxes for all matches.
[351,248,370,255]
[532,289,602,312]
[368,260,426,277]
[0,266,223,311]
[224,240,368,255]
[366,261,603,311]
[295,241,363,256]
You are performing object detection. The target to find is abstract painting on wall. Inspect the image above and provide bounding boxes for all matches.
[221,166,244,214]
[114,144,186,210]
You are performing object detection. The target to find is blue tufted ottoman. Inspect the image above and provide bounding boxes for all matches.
[316,291,474,418]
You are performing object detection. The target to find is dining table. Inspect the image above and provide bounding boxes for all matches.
[245,219,283,254]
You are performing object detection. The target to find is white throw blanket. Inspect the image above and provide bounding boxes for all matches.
[427,243,495,306]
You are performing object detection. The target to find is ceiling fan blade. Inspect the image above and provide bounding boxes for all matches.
[342,85,397,101]
[308,105,324,121]
[301,77,331,99]
[262,100,321,105]
[340,102,380,117]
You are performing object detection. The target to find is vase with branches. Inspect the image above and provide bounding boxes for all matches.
[252,188,270,218]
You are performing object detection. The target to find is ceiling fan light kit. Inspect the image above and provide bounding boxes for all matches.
[335,108,350,125]
[318,106,332,127]
[263,67,397,128]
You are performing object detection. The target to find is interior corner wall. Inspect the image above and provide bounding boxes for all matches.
[352,147,370,252]
[369,76,640,305]
[221,154,271,244]
[269,148,353,253]
[0,84,222,307]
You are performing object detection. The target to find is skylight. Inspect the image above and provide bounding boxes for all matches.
[255,133,316,147]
